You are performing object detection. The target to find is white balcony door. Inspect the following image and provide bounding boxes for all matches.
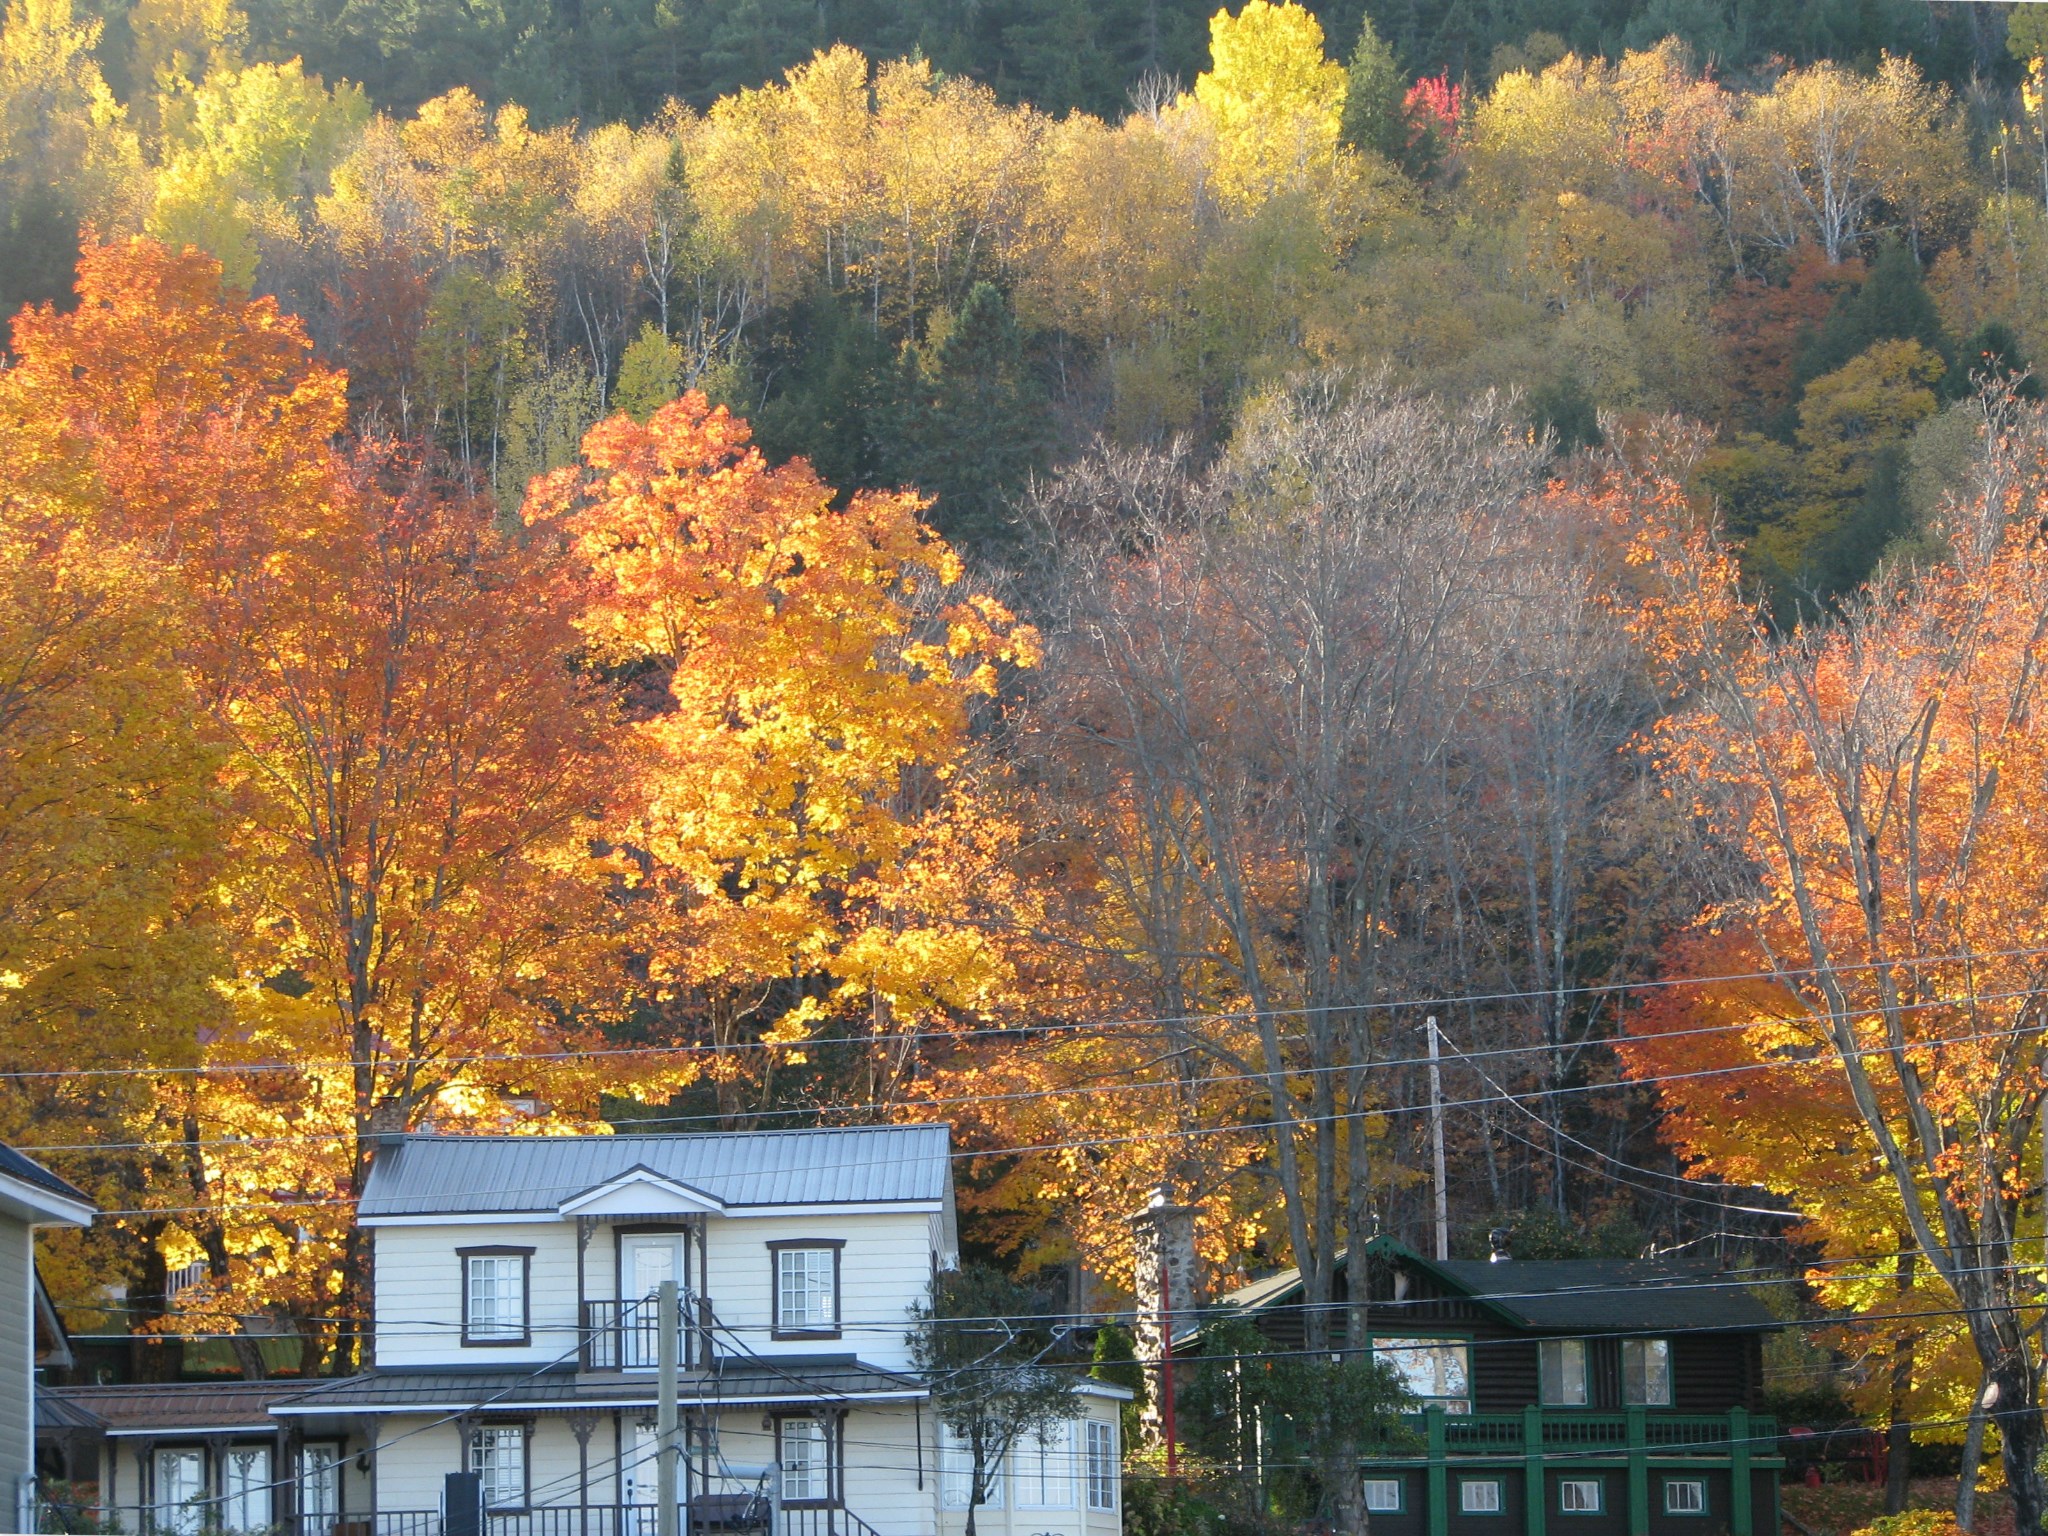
[621,1232,687,1370]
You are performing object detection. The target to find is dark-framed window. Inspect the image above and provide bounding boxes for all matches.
[470,1421,531,1510]
[1539,1338,1588,1406]
[775,1414,839,1507]
[459,1246,534,1346]
[768,1240,844,1340]
[1362,1478,1403,1513]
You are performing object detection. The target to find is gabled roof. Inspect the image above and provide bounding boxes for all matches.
[1216,1237,1779,1336]
[0,1142,93,1227]
[358,1125,952,1221]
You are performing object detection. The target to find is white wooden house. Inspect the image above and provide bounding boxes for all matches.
[47,1124,1127,1536]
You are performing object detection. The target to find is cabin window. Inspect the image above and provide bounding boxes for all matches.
[777,1416,835,1506]
[769,1242,843,1337]
[1540,1339,1588,1406]
[299,1442,343,1523]
[1086,1420,1118,1511]
[222,1445,273,1531]
[461,1248,531,1345]
[939,1425,1004,1509]
[1460,1479,1504,1514]
[470,1424,528,1509]
[1375,1337,1471,1412]
[1015,1421,1075,1509]
[1623,1338,1672,1405]
[1559,1478,1603,1514]
[1364,1479,1404,1513]
[1664,1479,1707,1515]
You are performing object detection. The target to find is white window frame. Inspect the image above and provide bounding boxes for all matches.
[771,1245,840,1337]
[221,1444,272,1533]
[1460,1479,1504,1514]
[462,1251,529,1345]
[1665,1478,1707,1515]
[1015,1421,1075,1510]
[1560,1478,1604,1514]
[1086,1419,1118,1512]
[939,1425,1003,1510]
[1363,1478,1404,1513]
[470,1424,528,1510]
[1623,1338,1673,1406]
[1540,1338,1589,1406]
[778,1416,834,1506]
[299,1441,343,1523]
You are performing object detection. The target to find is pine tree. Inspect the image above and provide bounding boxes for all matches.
[1338,12,1405,162]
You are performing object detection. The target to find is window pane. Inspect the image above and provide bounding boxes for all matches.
[300,1443,342,1523]
[939,1426,1002,1510]
[1540,1340,1588,1406]
[471,1427,526,1508]
[223,1446,272,1533]
[1624,1339,1672,1405]
[781,1419,829,1504]
[467,1256,525,1340]
[776,1249,837,1331]
[1017,1422,1073,1510]
[1363,1480,1402,1513]
[1374,1337,1471,1412]
[154,1449,205,1536]
[1561,1479,1602,1513]
[1086,1421,1117,1512]
[1666,1479,1705,1514]
[1461,1481,1502,1514]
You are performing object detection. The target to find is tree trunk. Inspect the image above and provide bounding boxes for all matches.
[1884,1249,1916,1515]
[1956,1375,1987,1532]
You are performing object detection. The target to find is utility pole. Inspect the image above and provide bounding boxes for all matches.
[658,1279,679,1536]
[1427,1015,1449,1262]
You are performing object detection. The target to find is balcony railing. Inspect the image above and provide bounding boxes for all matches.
[581,1298,700,1372]
[1378,1407,1780,1458]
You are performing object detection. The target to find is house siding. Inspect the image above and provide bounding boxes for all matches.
[374,1221,578,1369]
[706,1211,935,1370]
[0,1212,29,1500]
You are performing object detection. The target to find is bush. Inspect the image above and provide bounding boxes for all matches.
[1123,1478,1228,1536]
[1851,1510,1965,1536]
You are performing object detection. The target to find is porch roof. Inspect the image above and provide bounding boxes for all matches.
[40,1380,305,1436]
[270,1357,927,1415]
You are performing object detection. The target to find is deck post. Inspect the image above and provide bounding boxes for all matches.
[1523,1406,1546,1536]
[1626,1408,1648,1536]
[1730,1408,1753,1536]
[1426,1407,1448,1536]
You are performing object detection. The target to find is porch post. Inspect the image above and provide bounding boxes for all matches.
[134,1439,152,1534]
[1521,1406,1545,1536]
[569,1410,600,1536]
[1729,1408,1753,1536]
[1626,1407,1648,1536]
[1425,1406,1448,1536]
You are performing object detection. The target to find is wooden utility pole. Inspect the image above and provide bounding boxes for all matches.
[1427,1016,1449,1261]
[658,1280,679,1536]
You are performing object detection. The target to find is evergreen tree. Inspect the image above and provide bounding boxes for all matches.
[1793,241,1951,399]
[753,288,911,495]
[902,282,1047,556]
[1339,12,1406,162]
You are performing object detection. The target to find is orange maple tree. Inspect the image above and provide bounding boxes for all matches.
[525,392,1041,1120]
[1600,407,2048,1533]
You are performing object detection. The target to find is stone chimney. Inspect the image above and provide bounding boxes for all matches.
[1489,1226,1513,1263]
[1128,1185,1201,1447]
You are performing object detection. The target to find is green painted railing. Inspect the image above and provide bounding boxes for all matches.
[1373,1409,1781,1457]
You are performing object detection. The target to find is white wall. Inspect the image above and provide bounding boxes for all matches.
[372,1221,579,1369]
[705,1212,934,1370]
[935,1397,1126,1536]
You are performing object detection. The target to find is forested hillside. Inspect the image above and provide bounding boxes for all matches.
[11,0,2048,1498]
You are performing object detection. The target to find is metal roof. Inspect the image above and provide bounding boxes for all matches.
[1217,1239,1779,1336]
[41,1381,309,1434]
[272,1359,925,1413]
[357,1125,952,1218]
[0,1141,91,1207]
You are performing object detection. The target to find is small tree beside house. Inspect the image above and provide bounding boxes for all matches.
[910,1264,1079,1536]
